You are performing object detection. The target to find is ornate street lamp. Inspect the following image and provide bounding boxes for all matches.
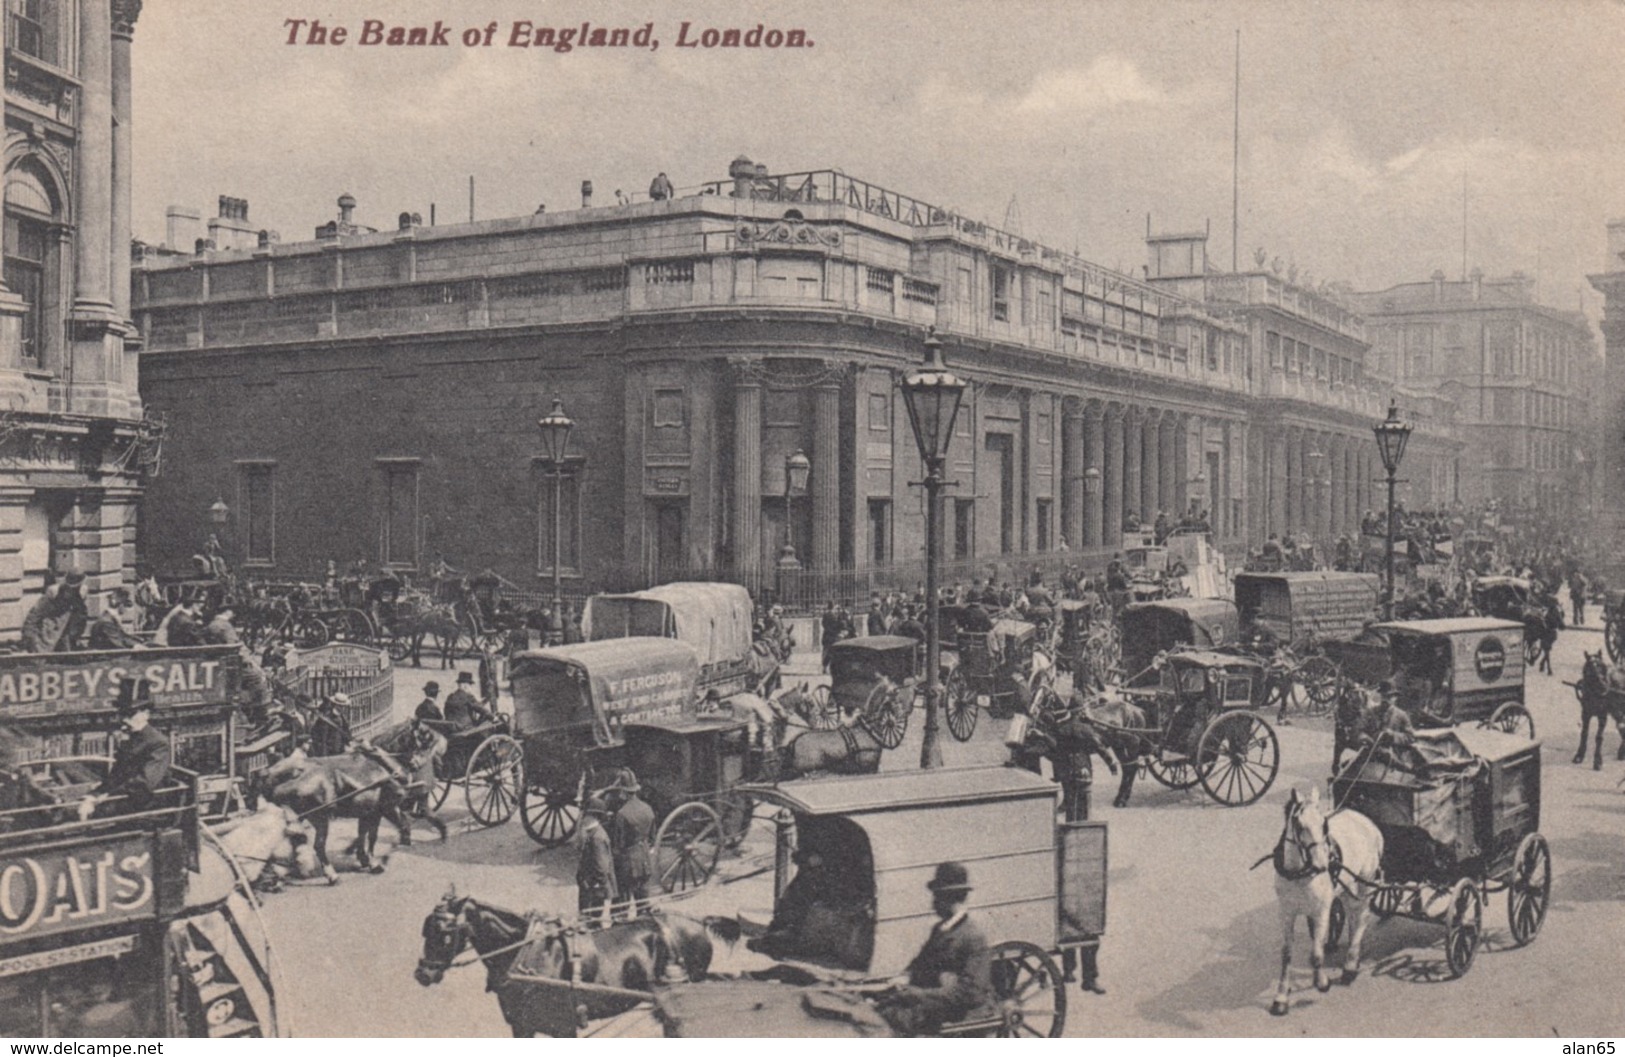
[1373,400,1412,619]
[537,397,576,631]
[899,328,966,770]
[778,449,811,570]
[209,498,230,526]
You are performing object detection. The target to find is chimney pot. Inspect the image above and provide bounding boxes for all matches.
[338,193,356,225]
[581,180,593,208]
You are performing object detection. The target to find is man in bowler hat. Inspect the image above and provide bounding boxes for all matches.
[81,677,171,818]
[414,681,451,735]
[879,861,993,1035]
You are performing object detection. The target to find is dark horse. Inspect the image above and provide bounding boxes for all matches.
[1029,686,1151,807]
[1522,601,1562,676]
[765,704,887,780]
[1572,651,1625,770]
[414,889,722,1037]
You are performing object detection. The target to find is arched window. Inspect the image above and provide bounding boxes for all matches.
[4,163,60,367]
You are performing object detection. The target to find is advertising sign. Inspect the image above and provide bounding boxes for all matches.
[0,653,235,720]
[0,836,157,942]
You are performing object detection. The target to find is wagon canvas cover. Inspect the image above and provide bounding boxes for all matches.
[582,583,755,670]
[510,638,701,747]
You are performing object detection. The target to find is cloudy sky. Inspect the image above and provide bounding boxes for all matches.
[132,0,1625,317]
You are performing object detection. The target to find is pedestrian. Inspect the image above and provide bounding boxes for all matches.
[576,797,618,926]
[605,769,655,919]
[1569,568,1588,626]
[88,588,143,650]
[820,601,845,672]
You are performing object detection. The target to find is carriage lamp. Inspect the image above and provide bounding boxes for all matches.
[209,498,230,525]
[537,397,577,620]
[1373,400,1413,619]
[778,450,811,571]
[900,327,967,771]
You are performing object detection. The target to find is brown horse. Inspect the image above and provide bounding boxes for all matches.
[252,746,442,881]
[1046,687,1152,806]
[1573,651,1625,770]
[414,890,723,1037]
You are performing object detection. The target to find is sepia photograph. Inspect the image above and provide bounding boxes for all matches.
[1,0,1623,1040]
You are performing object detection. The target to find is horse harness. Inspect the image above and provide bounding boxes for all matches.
[1257,802,1344,885]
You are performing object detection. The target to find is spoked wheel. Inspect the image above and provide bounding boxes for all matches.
[386,634,412,662]
[1483,703,1536,740]
[717,792,755,849]
[1606,616,1625,664]
[1506,833,1551,946]
[986,940,1067,1038]
[292,616,330,649]
[653,802,723,894]
[1371,885,1403,921]
[1326,897,1346,951]
[1195,710,1279,807]
[1444,879,1482,979]
[944,669,978,742]
[1296,656,1342,715]
[476,628,509,655]
[1145,755,1204,790]
[807,685,841,730]
[427,774,452,812]
[864,684,910,750]
[463,735,522,826]
[519,779,580,848]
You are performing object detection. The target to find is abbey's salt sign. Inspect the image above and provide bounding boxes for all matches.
[0,648,239,720]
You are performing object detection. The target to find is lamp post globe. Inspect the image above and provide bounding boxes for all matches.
[899,328,966,770]
[538,397,577,624]
[1372,400,1412,619]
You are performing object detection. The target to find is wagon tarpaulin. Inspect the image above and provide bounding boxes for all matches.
[510,637,701,748]
[582,582,755,670]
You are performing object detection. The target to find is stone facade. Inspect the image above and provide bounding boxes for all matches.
[132,163,1460,595]
[1354,270,1598,516]
[1586,220,1625,546]
[0,0,148,634]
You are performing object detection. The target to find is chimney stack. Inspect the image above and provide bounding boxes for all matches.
[338,193,356,226]
[165,205,202,250]
[581,180,593,208]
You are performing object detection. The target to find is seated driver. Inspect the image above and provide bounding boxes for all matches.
[878,862,993,1036]
[749,847,836,959]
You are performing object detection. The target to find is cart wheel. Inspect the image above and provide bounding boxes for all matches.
[944,671,978,742]
[387,635,412,662]
[427,774,452,812]
[1507,833,1551,946]
[807,685,841,730]
[986,940,1066,1038]
[1326,897,1346,951]
[867,684,909,750]
[1195,711,1279,807]
[654,802,723,893]
[1298,656,1342,713]
[519,780,580,848]
[1444,879,1482,978]
[1371,885,1402,921]
[1483,703,1535,740]
[1607,617,1625,665]
[292,616,329,650]
[463,735,523,827]
[476,629,508,654]
[1144,756,1203,790]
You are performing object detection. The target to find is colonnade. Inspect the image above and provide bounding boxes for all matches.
[1257,423,1378,542]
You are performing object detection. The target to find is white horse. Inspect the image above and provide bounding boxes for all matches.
[1269,786,1384,1016]
[212,800,319,892]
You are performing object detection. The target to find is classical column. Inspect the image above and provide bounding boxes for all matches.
[812,377,841,571]
[74,0,116,318]
[111,1,141,323]
[1084,402,1105,548]
[1344,442,1359,534]
[1061,400,1084,551]
[1320,433,1335,542]
[1142,409,1161,524]
[1269,428,1287,538]
[1327,435,1344,537]
[1123,407,1143,526]
[0,488,32,637]
[1222,420,1238,538]
[1103,404,1125,547]
[1289,430,1307,536]
[1165,413,1184,517]
[732,371,763,578]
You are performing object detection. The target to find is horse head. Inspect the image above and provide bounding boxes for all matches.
[1581,650,1606,688]
[415,887,471,987]
[1277,787,1331,878]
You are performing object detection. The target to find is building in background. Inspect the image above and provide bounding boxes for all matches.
[1587,220,1625,548]
[1353,270,1599,518]
[0,0,152,633]
[132,157,1460,601]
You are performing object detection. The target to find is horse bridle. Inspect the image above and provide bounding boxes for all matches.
[1273,800,1330,882]
[417,898,471,976]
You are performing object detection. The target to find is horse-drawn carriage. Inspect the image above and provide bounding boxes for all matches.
[584,582,777,699]
[1233,571,1381,715]
[943,617,1045,740]
[1112,649,1280,806]
[1326,724,1550,979]
[1051,599,1120,685]
[589,766,1105,1037]
[816,635,922,749]
[1117,598,1240,682]
[509,638,762,891]
[1470,576,1530,623]
[1369,618,1533,738]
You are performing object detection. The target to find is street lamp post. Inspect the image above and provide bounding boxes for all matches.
[900,328,966,770]
[537,397,576,634]
[1373,400,1413,620]
[776,450,811,603]
[1307,448,1325,548]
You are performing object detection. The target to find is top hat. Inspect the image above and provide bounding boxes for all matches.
[456,671,474,685]
[423,682,440,696]
[114,676,155,716]
[926,861,973,894]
